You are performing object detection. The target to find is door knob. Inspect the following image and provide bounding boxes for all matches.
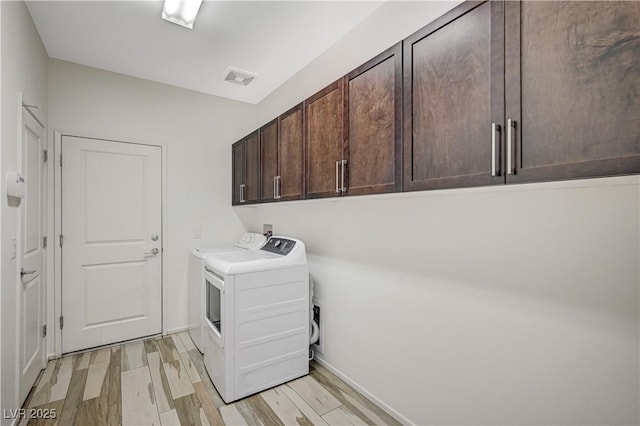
[144,248,159,255]
[151,234,159,241]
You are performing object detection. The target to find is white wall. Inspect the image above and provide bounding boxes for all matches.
[48,59,257,338]
[1,2,48,423]
[244,1,640,424]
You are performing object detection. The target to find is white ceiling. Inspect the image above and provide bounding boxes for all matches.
[26,1,384,104]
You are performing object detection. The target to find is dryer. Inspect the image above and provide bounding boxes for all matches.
[203,236,309,403]
[188,232,266,352]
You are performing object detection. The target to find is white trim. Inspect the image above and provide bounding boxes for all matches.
[52,130,168,357]
[314,354,414,426]
[166,326,189,335]
[14,91,23,415]
[52,130,62,357]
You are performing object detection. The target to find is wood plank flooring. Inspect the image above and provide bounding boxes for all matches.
[20,333,401,426]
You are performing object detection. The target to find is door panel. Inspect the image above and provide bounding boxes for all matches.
[278,104,304,201]
[346,43,402,196]
[85,151,146,241]
[245,132,260,203]
[506,1,640,182]
[19,110,46,404]
[404,1,496,191]
[305,80,344,199]
[260,120,278,202]
[83,262,147,325]
[232,141,245,205]
[62,136,162,353]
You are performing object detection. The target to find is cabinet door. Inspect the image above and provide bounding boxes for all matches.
[260,119,278,202]
[279,103,304,201]
[345,42,402,196]
[505,1,640,182]
[404,1,503,191]
[232,140,245,205]
[244,131,260,203]
[305,80,345,199]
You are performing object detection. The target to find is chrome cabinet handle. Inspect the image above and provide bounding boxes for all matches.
[239,184,246,203]
[276,176,281,199]
[144,248,159,255]
[20,268,36,277]
[335,161,341,193]
[341,159,347,192]
[273,176,278,199]
[507,119,516,175]
[491,123,500,176]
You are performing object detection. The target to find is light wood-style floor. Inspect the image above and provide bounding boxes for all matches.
[20,332,400,426]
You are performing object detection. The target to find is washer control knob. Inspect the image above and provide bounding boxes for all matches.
[274,240,281,247]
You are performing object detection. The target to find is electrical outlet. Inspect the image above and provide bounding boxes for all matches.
[312,301,324,354]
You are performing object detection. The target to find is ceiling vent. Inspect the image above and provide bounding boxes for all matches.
[222,67,257,87]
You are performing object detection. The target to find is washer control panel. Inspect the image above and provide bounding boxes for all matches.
[261,237,297,256]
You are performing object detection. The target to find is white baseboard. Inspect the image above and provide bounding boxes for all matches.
[165,326,189,335]
[314,354,413,426]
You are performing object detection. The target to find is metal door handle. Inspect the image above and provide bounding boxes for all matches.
[507,119,516,175]
[20,268,36,277]
[491,123,500,176]
[144,248,159,255]
[341,159,347,192]
[335,161,341,193]
[273,176,277,199]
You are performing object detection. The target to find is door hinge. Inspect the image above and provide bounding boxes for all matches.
[59,316,64,330]
[42,324,47,338]
[59,234,63,247]
[43,149,48,163]
[43,236,47,248]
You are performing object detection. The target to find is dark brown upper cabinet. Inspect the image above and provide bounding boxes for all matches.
[504,1,640,182]
[260,119,279,202]
[305,79,345,199]
[278,104,305,201]
[344,42,403,196]
[260,104,305,202]
[232,140,245,205]
[231,131,259,205]
[305,44,403,199]
[403,1,504,192]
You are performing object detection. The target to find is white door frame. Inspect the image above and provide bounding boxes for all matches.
[52,130,168,357]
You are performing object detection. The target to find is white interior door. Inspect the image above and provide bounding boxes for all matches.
[61,136,162,353]
[19,109,46,404]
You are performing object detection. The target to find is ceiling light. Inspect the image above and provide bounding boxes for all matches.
[162,0,203,29]
[222,67,258,87]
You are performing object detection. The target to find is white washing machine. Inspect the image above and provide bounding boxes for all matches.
[203,236,309,403]
[188,232,266,353]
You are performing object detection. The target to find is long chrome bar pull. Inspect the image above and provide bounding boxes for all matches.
[491,123,500,177]
[507,119,516,175]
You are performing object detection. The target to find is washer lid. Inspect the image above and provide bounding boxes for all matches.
[205,236,307,274]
